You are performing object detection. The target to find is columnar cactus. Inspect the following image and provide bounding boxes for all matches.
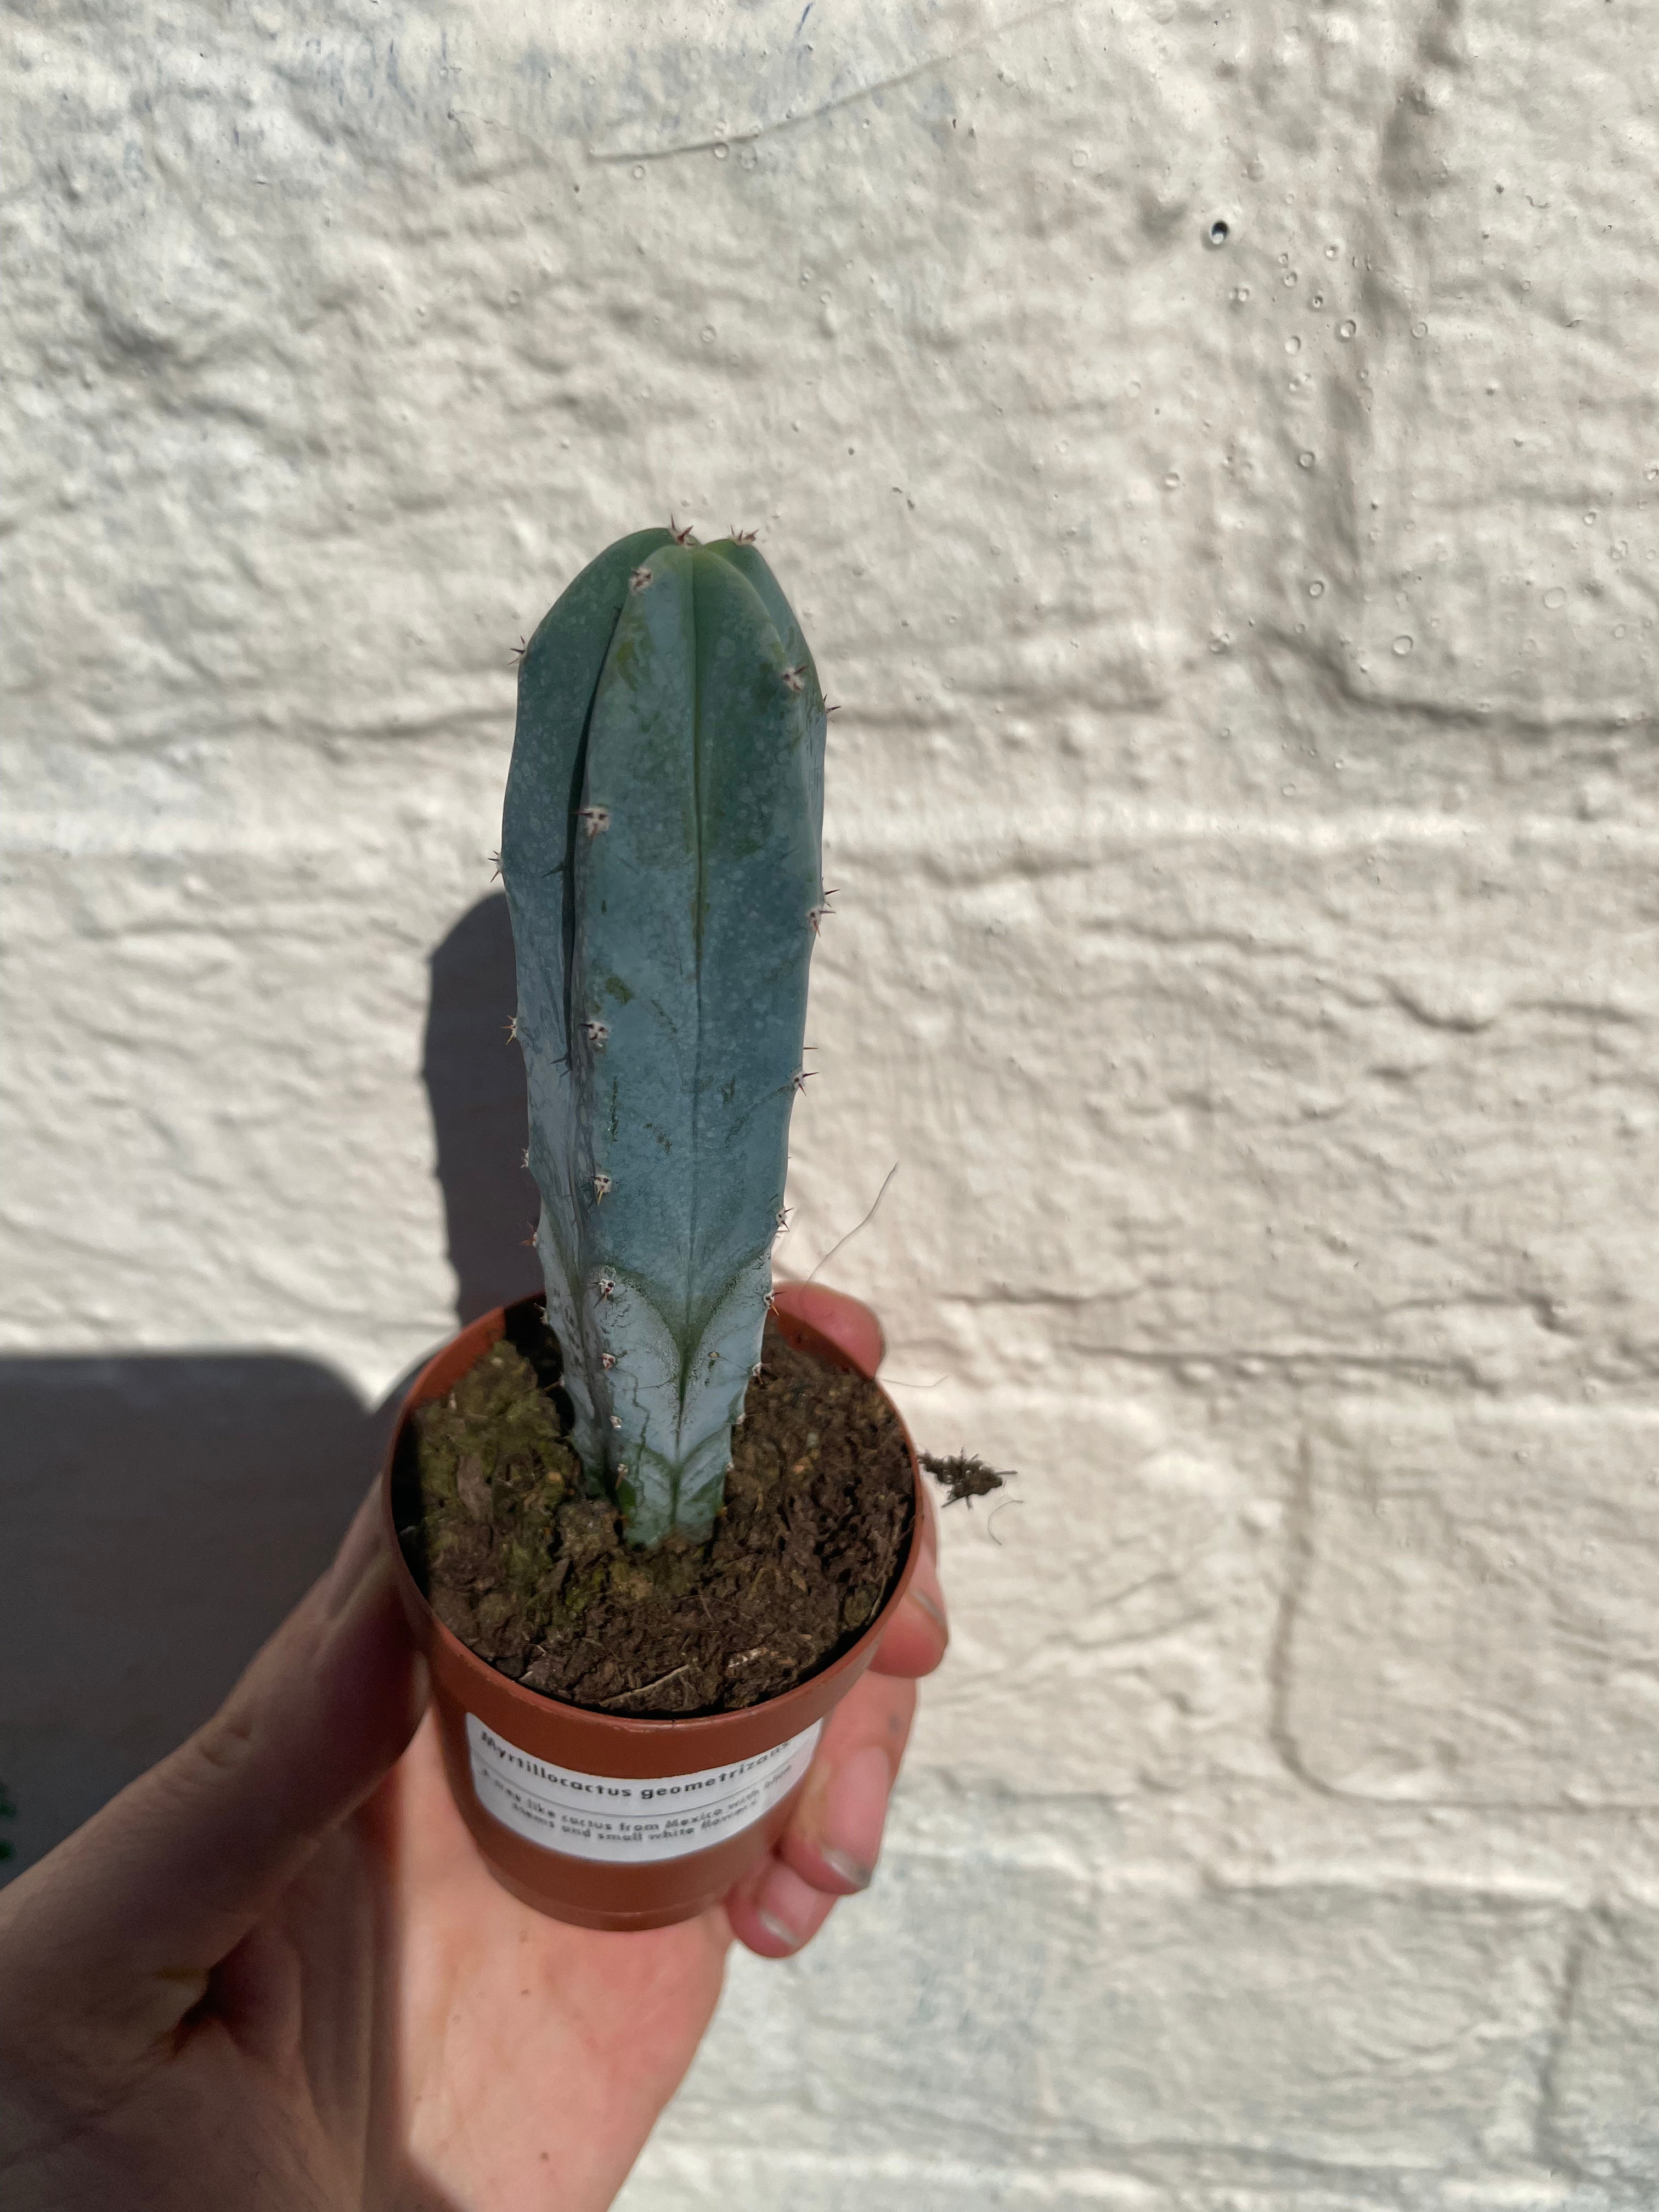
[500,524,827,1547]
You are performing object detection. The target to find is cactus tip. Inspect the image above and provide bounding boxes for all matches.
[592,1171,613,1203]
[782,662,806,694]
[489,850,503,879]
[577,805,611,838]
[669,514,697,545]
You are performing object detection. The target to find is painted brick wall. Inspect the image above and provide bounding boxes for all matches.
[4,2,1657,2204]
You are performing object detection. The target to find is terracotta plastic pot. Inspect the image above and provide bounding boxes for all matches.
[379,1293,924,1932]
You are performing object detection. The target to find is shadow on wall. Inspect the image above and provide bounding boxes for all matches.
[0,894,540,1883]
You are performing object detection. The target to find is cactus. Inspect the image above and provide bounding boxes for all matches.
[500,524,827,1547]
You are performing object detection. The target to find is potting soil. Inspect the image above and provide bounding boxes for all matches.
[391,1305,915,1717]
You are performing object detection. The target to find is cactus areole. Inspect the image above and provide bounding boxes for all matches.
[500,527,827,1548]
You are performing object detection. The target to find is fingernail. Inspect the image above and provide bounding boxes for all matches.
[820,1848,871,1891]
[754,1862,818,1950]
[819,1743,889,1890]
[909,1586,947,1634]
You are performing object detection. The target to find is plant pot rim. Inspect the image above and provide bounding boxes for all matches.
[379,1292,924,1753]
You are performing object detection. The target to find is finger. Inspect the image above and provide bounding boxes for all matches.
[868,1539,949,1677]
[0,1477,427,2057]
[726,1668,916,1956]
[778,1668,915,1895]
[726,1856,839,1960]
[770,1280,884,1376]
[919,1466,941,1555]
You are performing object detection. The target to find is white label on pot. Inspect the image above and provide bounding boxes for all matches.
[464,1713,823,1865]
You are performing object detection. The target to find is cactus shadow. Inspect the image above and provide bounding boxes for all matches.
[424,891,544,1326]
[0,893,540,1886]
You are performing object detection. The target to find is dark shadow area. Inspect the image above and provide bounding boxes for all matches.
[0,1355,397,1880]
[423,892,544,1325]
[1,894,539,1884]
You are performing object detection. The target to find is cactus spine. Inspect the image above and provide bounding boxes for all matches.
[500,526,826,1546]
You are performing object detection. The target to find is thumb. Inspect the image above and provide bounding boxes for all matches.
[0,1479,426,2057]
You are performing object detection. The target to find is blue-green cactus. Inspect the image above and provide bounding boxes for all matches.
[500,524,827,1547]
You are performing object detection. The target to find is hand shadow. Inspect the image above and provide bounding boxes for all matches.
[0,891,537,1883]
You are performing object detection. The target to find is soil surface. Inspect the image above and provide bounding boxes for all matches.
[391,1301,916,1717]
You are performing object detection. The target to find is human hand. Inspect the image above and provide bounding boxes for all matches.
[0,1284,947,2210]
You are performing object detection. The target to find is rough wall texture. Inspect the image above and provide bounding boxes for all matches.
[3,0,1657,2203]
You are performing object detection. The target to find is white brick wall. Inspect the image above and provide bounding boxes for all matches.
[4,2,1657,2202]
